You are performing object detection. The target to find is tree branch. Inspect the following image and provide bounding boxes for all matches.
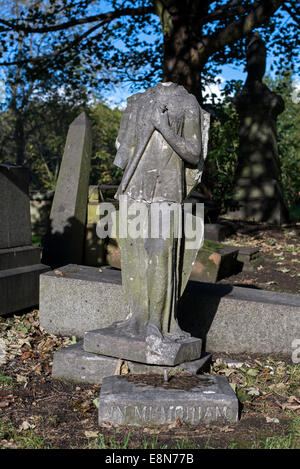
[198,0,285,60]
[282,3,300,25]
[200,1,261,25]
[0,22,103,67]
[0,6,154,34]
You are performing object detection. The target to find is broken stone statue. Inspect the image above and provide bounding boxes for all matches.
[51,82,239,425]
[84,82,210,366]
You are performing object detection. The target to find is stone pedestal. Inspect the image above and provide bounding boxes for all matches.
[52,341,212,384]
[0,164,49,316]
[98,375,239,426]
[84,325,202,366]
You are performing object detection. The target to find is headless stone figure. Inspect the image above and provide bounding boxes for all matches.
[113,82,209,357]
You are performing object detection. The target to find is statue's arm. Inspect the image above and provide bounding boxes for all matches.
[152,99,202,166]
[114,97,137,169]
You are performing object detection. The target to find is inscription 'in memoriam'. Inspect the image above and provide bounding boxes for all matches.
[109,403,231,425]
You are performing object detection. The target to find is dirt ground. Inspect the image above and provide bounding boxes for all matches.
[220,220,299,294]
[0,222,299,450]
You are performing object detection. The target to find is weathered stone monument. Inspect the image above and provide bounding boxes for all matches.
[228,33,289,223]
[0,164,49,315]
[49,82,239,426]
[42,112,92,268]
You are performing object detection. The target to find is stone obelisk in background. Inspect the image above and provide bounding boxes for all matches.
[43,112,92,268]
[229,33,289,224]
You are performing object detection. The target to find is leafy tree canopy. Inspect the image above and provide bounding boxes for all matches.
[0,1,299,101]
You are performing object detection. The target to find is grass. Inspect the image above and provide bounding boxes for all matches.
[89,431,132,450]
[86,413,300,450]
[0,421,48,449]
[0,375,14,388]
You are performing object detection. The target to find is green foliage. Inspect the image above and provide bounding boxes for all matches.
[264,72,300,211]
[202,74,300,213]
[87,102,122,185]
[0,95,122,192]
[202,83,242,212]
[0,89,89,191]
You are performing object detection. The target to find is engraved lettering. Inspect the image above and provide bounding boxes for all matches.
[204,407,212,419]
[175,406,184,420]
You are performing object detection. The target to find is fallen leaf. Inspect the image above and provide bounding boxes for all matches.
[93,398,99,408]
[0,401,10,408]
[220,426,234,433]
[16,374,28,384]
[168,417,181,429]
[84,431,99,438]
[18,420,36,431]
[99,421,114,429]
[121,361,129,375]
[114,359,123,375]
[247,387,260,396]
[266,417,279,424]
[282,396,300,411]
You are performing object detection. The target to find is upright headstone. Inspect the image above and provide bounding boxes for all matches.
[0,164,32,248]
[0,164,49,316]
[229,33,289,224]
[43,112,92,267]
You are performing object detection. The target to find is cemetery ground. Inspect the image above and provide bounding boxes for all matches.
[0,222,299,450]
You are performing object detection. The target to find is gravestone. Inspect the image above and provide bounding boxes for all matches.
[0,164,32,249]
[99,375,238,426]
[0,164,49,315]
[228,33,289,224]
[42,112,92,268]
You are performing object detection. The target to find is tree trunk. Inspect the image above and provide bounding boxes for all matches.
[154,0,209,103]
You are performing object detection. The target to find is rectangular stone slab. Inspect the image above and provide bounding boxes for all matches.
[98,375,239,426]
[39,265,300,355]
[39,265,128,337]
[84,326,202,366]
[52,341,212,384]
[0,246,41,270]
[0,263,50,316]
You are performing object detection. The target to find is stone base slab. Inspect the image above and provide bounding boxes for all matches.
[39,265,128,337]
[0,246,41,270]
[40,265,300,355]
[0,263,50,316]
[98,375,239,426]
[52,342,212,384]
[84,325,202,366]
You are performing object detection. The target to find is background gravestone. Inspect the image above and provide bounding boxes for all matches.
[0,164,32,249]
[0,163,49,316]
[228,33,289,224]
[43,112,92,268]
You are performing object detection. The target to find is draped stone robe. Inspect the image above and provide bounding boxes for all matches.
[113,82,210,334]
